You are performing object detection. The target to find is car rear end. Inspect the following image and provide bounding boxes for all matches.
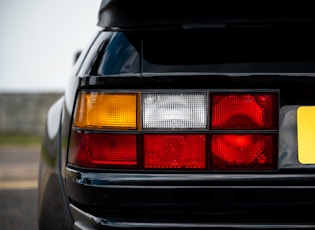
[64,1,315,229]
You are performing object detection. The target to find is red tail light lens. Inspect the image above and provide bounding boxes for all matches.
[144,134,206,169]
[211,134,276,169]
[68,132,137,168]
[211,93,278,129]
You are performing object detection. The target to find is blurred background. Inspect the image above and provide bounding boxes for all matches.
[0,0,101,137]
[0,1,101,229]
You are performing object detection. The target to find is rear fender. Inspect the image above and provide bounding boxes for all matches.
[38,96,72,230]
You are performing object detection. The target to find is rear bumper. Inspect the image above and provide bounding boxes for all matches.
[71,203,315,229]
[67,168,315,229]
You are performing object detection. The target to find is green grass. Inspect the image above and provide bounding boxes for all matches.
[0,134,42,147]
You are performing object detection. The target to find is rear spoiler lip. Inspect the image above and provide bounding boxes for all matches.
[97,0,315,30]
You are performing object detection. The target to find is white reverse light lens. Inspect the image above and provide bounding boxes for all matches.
[142,93,207,129]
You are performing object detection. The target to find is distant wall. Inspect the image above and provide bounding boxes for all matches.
[0,93,63,135]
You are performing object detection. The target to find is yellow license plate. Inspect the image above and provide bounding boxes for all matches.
[297,106,315,164]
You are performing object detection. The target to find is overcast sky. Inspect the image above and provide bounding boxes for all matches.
[0,0,102,93]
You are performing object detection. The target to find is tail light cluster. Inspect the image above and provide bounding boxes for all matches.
[68,91,278,170]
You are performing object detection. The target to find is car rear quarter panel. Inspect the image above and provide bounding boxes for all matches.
[38,32,101,230]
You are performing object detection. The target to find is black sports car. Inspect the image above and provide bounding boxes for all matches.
[38,1,315,229]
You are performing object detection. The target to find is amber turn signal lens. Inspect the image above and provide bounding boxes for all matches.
[74,92,138,129]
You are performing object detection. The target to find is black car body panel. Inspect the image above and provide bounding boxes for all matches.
[97,0,315,30]
[38,1,315,229]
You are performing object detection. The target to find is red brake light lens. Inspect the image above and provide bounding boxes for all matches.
[211,134,276,169]
[68,132,137,168]
[144,134,206,169]
[211,93,278,129]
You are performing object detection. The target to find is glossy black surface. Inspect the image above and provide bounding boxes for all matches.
[38,6,315,229]
[98,0,315,30]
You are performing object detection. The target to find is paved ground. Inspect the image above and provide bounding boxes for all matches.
[0,146,40,230]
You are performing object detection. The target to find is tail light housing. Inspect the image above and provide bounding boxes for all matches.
[68,91,278,170]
